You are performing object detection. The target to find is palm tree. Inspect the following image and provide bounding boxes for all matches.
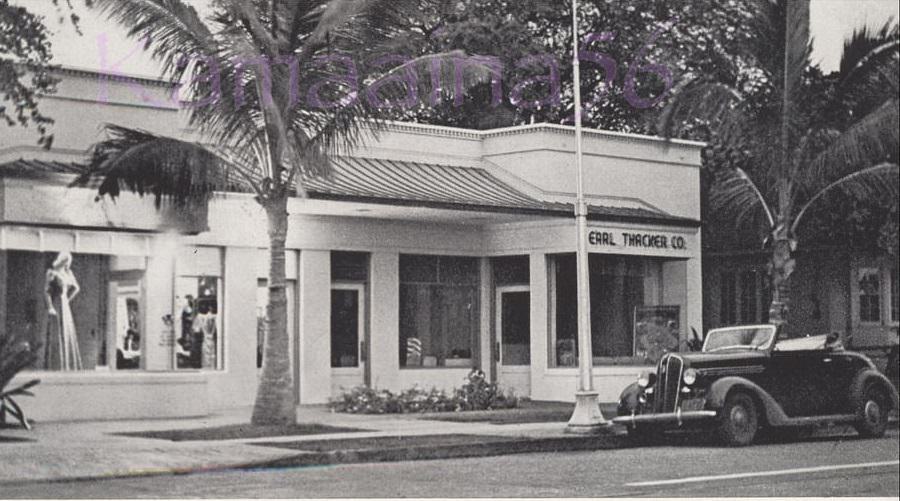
[77,0,489,425]
[659,0,899,328]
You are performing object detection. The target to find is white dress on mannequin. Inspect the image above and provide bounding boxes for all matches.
[46,258,82,371]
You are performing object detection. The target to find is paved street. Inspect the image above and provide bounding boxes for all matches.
[4,428,897,498]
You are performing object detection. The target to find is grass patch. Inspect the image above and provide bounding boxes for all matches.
[115,423,367,442]
[254,434,515,452]
[420,401,618,424]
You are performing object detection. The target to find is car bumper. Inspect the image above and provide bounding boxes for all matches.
[612,409,718,426]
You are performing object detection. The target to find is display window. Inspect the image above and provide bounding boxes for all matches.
[1,250,145,371]
[548,253,686,366]
[399,255,479,368]
[174,276,222,370]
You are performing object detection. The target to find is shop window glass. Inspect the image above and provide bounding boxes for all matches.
[493,255,529,285]
[399,255,479,368]
[331,287,362,368]
[550,254,657,364]
[112,281,142,370]
[858,268,881,323]
[1,250,145,371]
[175,276,222,369]
[331,252,369,282]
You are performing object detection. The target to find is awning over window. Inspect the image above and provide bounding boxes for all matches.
[2,158,698,227]
[301,157,546,211]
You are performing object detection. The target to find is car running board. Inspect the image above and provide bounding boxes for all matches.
[772,414,858,427]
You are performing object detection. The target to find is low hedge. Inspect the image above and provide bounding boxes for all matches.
[330,369,518,414]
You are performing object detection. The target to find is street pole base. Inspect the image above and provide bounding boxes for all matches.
[566,391,610,434]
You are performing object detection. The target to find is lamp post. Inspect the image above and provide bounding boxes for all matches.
[566,0,608,433]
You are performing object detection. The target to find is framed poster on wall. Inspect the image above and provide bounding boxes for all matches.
[634,305,681,363]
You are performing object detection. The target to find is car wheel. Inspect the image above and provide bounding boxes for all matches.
[718,392,758,446]
[854,384,890,438]
[626,424,665,446]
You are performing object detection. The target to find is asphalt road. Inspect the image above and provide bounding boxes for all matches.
[5,428,898,498]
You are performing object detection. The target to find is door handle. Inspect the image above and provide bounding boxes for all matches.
[823,358,832,363]
[360,341,366,363]
[495,342,500,362]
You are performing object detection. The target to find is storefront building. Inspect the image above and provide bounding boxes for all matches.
[2,68,703,421]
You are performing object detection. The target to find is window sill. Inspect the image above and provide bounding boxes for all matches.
[399,366,474,371]
[15,370,208,385]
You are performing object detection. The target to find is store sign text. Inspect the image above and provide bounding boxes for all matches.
[588,231,687,250]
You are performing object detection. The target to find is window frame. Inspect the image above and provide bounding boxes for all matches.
[857,266,883,325]
[398,254,480,370]
[173,274,225,371]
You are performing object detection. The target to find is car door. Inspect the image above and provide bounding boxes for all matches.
[765,350,830,417]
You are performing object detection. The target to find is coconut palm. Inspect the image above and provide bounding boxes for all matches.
[659,0,899,327]
[76,0,489,425]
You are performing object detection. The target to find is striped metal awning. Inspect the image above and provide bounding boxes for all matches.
[2,158,698,226]
[301,157,546,211]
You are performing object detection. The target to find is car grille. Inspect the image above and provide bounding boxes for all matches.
[654,354,684,413]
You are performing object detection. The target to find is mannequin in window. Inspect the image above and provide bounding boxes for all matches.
[196,302,217,369]
[45,251,82,371]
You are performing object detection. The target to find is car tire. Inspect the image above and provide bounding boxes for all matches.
[718,392,758,446]
[854,383,890,438]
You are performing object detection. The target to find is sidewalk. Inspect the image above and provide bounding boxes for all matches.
[0,405,624,485]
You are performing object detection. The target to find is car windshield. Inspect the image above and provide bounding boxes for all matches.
[703,326,775,352]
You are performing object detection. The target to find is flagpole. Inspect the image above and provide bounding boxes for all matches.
[566,0,607,433]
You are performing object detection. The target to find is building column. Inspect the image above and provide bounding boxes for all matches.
[298,250,332,404]
[479,257,493,381]
[143,237,176,371]
[368,251,400,392]
[206,246,258,409]
[528,251,549,400]
[684,229,703,336]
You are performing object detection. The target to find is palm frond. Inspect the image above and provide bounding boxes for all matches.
[294,50,497,164]
[838,19,899,90]
[792,162,900,234]
[805,98,900,186]
[657,77,743,140]
[780,0,812,154]
[74,124,251,207]
[90,0,216,80]
[710,166,776,231]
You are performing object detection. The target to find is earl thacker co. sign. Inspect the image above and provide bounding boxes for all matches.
[588,230,687,250]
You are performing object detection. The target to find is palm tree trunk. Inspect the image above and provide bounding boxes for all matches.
[251,194,297,425]
[767,231,795,329]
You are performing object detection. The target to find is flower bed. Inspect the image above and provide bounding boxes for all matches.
[330,370,518,414]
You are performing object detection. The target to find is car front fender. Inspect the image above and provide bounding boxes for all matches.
[617,382,643,416]
[706,376,793,426]
[850,369,900,414]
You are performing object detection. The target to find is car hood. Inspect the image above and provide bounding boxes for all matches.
[671,350,768,370]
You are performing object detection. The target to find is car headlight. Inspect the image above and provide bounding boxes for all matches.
[637,371,656,388]
[682,368,698,385]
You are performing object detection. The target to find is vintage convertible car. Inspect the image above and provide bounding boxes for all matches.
[613,324,899,446]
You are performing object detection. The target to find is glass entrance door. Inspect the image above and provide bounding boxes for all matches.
[496,287,531,396]
[331,284,365,390]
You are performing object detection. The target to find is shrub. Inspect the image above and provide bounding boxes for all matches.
[330,369,519,414]
[454,369,518,411]
[0,334,41,430]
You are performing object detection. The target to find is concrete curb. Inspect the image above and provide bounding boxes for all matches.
[243,433,629,470]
